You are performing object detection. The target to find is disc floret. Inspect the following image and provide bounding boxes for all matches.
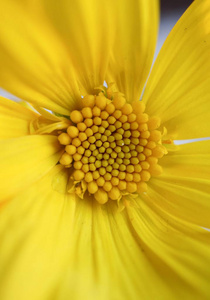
[58,85,166,204]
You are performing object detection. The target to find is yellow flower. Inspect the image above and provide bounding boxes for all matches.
[0,0,210,299]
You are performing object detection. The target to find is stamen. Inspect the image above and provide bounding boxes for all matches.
[58,85,166,204]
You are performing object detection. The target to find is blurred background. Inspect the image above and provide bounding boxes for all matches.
[156,0,193,56]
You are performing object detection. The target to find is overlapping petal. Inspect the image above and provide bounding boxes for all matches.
[0,97,38,140]
[1,164,210,299]
[106,0,159,102]
[148,140,210,228]
[143,0,210,139]
[43,0,116,97]
[0,135,61,200]
[125,199,210,299]
[0,0,82,115]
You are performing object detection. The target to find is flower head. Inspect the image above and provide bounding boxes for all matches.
[0,0,210,299]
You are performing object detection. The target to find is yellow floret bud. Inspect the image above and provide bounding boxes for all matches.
[108,116,116,125]
[85,128,93,137]
[119,115,127,123]
[84,118,93,127]
[141,161,150,170]
[150,130,161,142]
[127,113,136,122]
[123,130,131,138]
[88,136,96,144]
[122,122,130,130]
[131,130,140,138]
[67,126,79,138]
[93,171,100,180]
[112,95,126,109]
[111,177,119,186]
[78,132,87,142]
[92,106,101,117]
[134,164,142,173]
[147,156,158,165]
[125,173,133,182]
[108,187,121,200]
[152,145,165,158]
[65,145,76,155]
[119,164,126,171]
[130,157,139,165]
[132,101,145,114]
[82,94,95,108]
[59,153,73,165]
[85,172,93,183]
[130,122,138,130]
[74,161,83,170]
[141,170,151,182]
[103,182,112,192]
[126,182,137,193]
[98,128,105,136]
[82,141,90,149]
[70,110,83,123]
[147,141,156,149]
[73,170,85,181]
[73,153,82,161]
[118,172,126,180]
[148,116,161,130]
[95,95,107,110]
[113,110,122,119]
[77,122,87,132]
[75,146,86,158]
[88,181,98,194]
[82,164,89,173]
[81,107,92,118]
[141,132,150,140]
[138,114,149,124]
[105,103,115,114]
[104,173,112,181]
[121,103,133,115]
[111,169,119,177]
[94,117,102,125]
[97,177,105,187]
[137,182,148,193]
[149,164,163,176]
[91,125,99,133]
[101,121,109,128]
[143,148,152,157]
[58,133,72,145]
[118,180,127,190]
[99,167,106,176]
[138,123,148,132]
[84,149,91,157]
[126,165,134,173]
[72,138,81,147]
[101,111,109,120]
[94,189,108,204]
[133,173,141,182]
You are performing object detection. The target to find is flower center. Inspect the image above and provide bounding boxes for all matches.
[58,85,166,204]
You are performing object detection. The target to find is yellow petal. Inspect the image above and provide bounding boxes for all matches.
[125,198,210,299]
[0,97,38,140]
[38,0,116,95]
[149,140,210,228]
[0,135,61,200]
[106,0,159,102]
[143,0,210,139]
[0,0,81,115]
[1,164,209,299]
[0,166,76,300]
[0,176,169,300]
